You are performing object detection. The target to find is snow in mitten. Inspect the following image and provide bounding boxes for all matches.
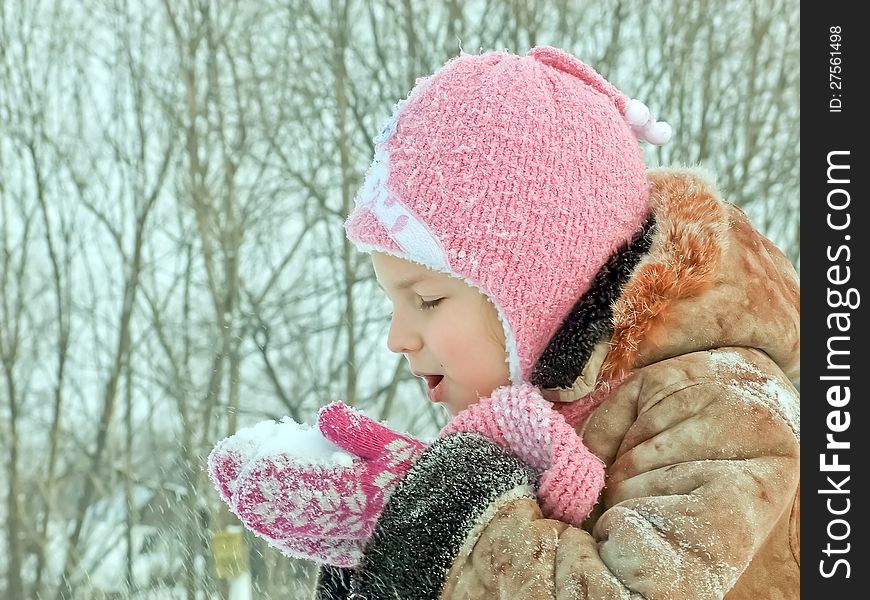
[207,404,426,567]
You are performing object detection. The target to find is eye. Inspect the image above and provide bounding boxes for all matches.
[419,297,444,311]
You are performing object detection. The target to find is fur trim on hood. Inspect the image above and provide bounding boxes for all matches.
[602,167,800,384]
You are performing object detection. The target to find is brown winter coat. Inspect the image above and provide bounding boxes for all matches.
[440,168,801,599]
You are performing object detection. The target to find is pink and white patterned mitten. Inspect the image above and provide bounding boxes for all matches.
[441,383,605,526]
[207,403,426,567]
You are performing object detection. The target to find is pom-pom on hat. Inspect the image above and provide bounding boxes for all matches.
[345,46,670,384]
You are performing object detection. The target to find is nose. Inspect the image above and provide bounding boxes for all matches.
[386,311,422,354]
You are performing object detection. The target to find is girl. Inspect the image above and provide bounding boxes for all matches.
[209,46,800,599]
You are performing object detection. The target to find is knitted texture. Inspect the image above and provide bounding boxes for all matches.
[207,403,426,567]
[440,383,605,526]
[345,45,651,382]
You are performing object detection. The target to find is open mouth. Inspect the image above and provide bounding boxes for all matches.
[424,375,444,389]
[416,374,445,403]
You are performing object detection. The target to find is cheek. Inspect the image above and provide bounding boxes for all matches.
[427,326,464,365]
[437,322,507,380]
[429,300,508,383]
[420,312,465,364]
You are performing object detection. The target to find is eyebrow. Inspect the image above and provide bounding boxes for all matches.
[377,274,432,293]
[396,275,432,290]
[396,275,431,290]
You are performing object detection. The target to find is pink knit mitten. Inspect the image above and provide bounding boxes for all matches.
[441,383,605,526]
[207,403,426,567]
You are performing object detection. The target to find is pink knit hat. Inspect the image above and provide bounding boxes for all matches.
[345,46,671,383]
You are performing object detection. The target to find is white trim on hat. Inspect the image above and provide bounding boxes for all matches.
[356,149,449,269]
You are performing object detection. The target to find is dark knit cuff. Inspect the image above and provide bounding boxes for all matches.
[350,433,536,599]
[314,565,354,599]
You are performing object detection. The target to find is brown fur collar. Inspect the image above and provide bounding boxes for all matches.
[598,167,729,383]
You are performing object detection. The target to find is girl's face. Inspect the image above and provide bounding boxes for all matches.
[371,252,511,416]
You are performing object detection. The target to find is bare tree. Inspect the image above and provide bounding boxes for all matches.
[0,182,36,600]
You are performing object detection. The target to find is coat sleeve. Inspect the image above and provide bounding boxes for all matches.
[443,357,801,599]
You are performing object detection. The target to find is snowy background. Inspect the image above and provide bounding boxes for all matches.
[0,0,799,598]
